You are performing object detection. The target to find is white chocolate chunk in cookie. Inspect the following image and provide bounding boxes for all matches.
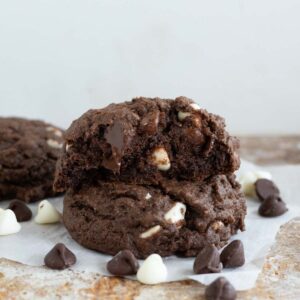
[46,126,63,137]
[151,147,171,171]
[164,202,186,226]
[178,102,200,121]
[178,111,191,121]
[211,220,225,231]
[190,103,201,110]
[47,139,63,149]
[145,193,152,200]
[140,225,161,239]
[65,143,71,152]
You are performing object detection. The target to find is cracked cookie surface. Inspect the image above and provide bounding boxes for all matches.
[54,97,240,192]
[63,174,246,259]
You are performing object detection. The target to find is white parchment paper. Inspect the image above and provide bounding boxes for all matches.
[0,160,299,291]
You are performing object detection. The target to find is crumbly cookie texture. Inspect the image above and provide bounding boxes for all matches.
[54,97,240,192]
[63,174,246,259]
[0,117,64,202]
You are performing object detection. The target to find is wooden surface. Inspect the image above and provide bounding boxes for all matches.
[1,135,300,300]
[239,135,300,165]
[1,217,299,300]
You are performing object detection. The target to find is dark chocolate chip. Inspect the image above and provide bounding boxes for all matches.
[107,250,139,276]
[255,179,280,201]
[44,243,76,270]
[220,240,245,268]
[184,128,205,145]
[140,111,160,135]
[193,245,222,274]
[258,195,288,217]
[205,277,237,300]
[7,200,32,222]
[103,121,125,172]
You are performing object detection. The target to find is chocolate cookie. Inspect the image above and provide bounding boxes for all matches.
[63,174,246,259]
[0,117,64,202]
[54,97,240,192]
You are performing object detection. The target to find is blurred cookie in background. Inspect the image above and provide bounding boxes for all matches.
[0,117,64,202]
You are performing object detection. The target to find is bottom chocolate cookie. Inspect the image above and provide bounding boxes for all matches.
[63,175,246,259]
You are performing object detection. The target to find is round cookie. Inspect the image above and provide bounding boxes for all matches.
[0,117,64,202]
[63,174,246,259]
[54,97,240,192]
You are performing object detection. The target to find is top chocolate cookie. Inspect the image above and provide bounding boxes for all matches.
[54,97,240,191]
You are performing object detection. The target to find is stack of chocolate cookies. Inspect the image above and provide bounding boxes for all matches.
[54,97,246,259]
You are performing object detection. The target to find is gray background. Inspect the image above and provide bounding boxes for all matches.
[0,0,299,134]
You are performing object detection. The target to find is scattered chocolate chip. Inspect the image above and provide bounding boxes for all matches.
[255,179,280,201]
[205,277,237,300]
[107,250,139,276]
[220,240,245,268]
[259,195,288,217]
[44,243,76,270]
[193,245,222,274]
[7,200,32,222]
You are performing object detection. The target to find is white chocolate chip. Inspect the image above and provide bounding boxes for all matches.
[239,170,272,197]
[178,103,200,121]
[254,170,272,180]
[140,225,161,239]
[46,126,63,137]
[145,193,152,200]
[164,202,186,226]
[46,126,54,132]
[190,103,201,110]
[137,254,168,285]
[178,111,191,121]
[151,147,171,171]
[211,221,224,231]
[35,200,61,224]
[239,172,257,197]
[55,131,63,137]
[0,209,21,235]
[47,139,63,149]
